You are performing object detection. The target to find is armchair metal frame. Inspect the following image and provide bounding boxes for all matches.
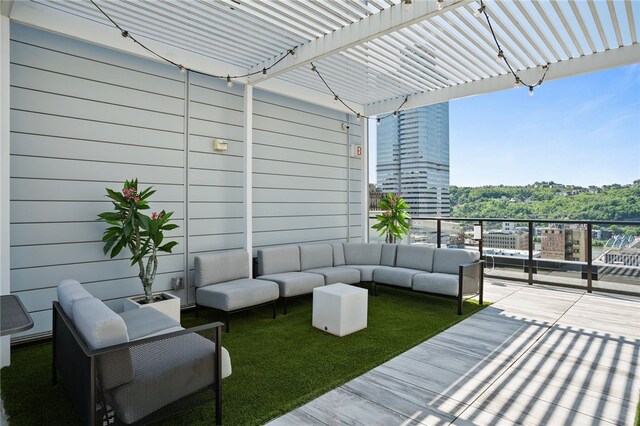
[52,302,224,425]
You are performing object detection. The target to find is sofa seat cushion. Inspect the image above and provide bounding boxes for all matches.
[57,279,93,322]
[196,279,279,311]
[257,272,324,297]
[412,272,460,296]
[346,265,380,282]
[118,308,181,341]
[304,267,360,285]
[374,266,424,288]
[108,333,231,424]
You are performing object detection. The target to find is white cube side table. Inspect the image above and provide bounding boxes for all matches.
[312,283,368,337]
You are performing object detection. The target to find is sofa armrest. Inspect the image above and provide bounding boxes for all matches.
[457,261,484,315]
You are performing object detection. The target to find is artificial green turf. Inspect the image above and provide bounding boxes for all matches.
[1,287,484,425]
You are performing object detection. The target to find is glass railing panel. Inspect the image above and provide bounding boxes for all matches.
[591,223,640,295]
[483,220,530,282]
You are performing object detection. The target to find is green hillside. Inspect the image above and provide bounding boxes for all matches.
[450,181,640,221]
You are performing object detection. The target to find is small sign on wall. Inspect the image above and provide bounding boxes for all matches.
[350,144,363,159]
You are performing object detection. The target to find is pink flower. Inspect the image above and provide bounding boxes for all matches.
[134,197,140,203]
[151,212,157,220]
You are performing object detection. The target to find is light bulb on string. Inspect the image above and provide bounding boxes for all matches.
[474,4,485,17]
[529,86,534,96]
[226,75,233,88]
[513,77,521,88]
[333,95,339,103]
[357,113,362,121]
[179,65,186,73]
[290,49,296,58]
[376,118,381,126]
[403,0,412,12]
[262,68,267,75]
[437,0,444,11]
[497,50,504,61]
[310,65,317,74]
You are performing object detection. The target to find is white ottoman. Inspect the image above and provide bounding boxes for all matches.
[312,283,368,337]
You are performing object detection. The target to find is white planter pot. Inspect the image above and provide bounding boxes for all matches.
[123,292,181,323]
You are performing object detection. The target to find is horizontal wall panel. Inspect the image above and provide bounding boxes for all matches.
[189,202,243,219]
[253,115,346,145]
[253,227,348,247]
[190,169,243,187]
[189,117,243,140]
[11,63,184,116]
[10,178,184,203]
[254,158,348,179]
[254,90,350,122]
[12,87,184,133]
[188,234,245,254]
[11,254,184,293]
[11,238,184,269]
[253,202,348,217]
[11,133,183,168]
[189,101,243,126]
[11,110,183,150]
[253,129,347,156]
[189,218,244,236]
[253,215,348,232]
[253,144,347,168]
[11,201,185,223]
[253,174,346,191]
[253,101,346,135]
[189,151,243,172]
[189,136,243,155]
[11,156,184,184]
[254,188,347,204]
[190,186,244,203]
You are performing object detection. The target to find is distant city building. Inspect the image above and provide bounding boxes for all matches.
[484,231,528,250]
[502,222,515,232]
[604,249,640,266]
[541,227,588,262]
[369,184,383,211]
[377,103,450,217]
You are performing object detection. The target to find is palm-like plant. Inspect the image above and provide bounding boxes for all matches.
[372,193,411,243]
[98,179,179,304]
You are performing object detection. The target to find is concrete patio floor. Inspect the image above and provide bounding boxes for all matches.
[268,281,640,425]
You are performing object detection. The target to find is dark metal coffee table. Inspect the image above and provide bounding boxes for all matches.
[1,294,34,336]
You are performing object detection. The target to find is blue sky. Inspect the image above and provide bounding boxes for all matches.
[369,63,640,187]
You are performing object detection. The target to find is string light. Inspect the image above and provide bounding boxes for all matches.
[377,118,381,126]
[92,0,408,121]
[437,0,444,11]
[403,0,412,12]
[476,1,550,96]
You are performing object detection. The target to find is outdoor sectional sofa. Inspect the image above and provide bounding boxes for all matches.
[256,242,483,315]
[52,280,232,425]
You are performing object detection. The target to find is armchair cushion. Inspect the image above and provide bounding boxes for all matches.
[396,245,435,272]
[118,308,181,341]
[346,265,379,282]
[258,272,324,297]
[299,244,333,270]
[196,278,279,311]
[258,245,301,275]
[331,242,346,266]
[381,244,397,266]
[343,243,382,265]
[57,279,93,322]
[194,250,250,288]
[304,266,360,285]
[433,248,479,275]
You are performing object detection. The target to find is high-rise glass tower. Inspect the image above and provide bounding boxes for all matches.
[376,103,450,217]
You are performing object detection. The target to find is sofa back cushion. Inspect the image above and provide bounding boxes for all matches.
[194,250,250,288]
[343,243,382,265]
[300,244,333,270]
[396,245,435,272]
[258,245,300,275]
[331,243,346,266]
[433,248,480,275]
[381,244,397,266]
[57,279,93,322]
[72,297,133,389]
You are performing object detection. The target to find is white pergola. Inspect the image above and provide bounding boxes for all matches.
[4,0,639,116]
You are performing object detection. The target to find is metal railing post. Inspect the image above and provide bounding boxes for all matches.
[437,219,441,248]
[587,223,593,293]
[528,221,534,285]
[478,220,483,259]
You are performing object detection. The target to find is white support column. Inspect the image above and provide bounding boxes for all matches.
[362,118,369,243]
[1,15,11,367]
[243,84,253,272]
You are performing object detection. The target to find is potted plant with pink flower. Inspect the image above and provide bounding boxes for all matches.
[372,192,411,243]
[98,179,179,306]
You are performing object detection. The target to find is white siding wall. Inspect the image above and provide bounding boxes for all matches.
[8,23,363,339]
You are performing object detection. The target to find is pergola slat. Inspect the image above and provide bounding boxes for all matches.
[607,0,624,48]
[587,0,611,51]
[625,0,637,43]
[568,0,598,54]
[550,1,587,57]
